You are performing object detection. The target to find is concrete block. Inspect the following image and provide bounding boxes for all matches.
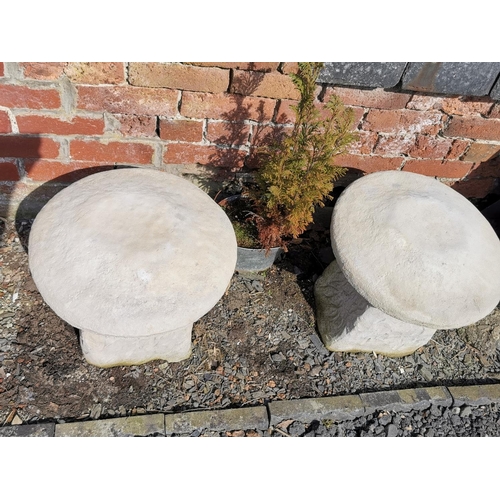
[55,414,165,437]
[164,406,269,434]
[448,384,500,406]
[0,423,55,437]
[268,394,365,426]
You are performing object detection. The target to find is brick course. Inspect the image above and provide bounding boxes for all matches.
[129,63,230,93]
[402,159,473,179]
[17,115,105,135]
[159,119,203,142]
[0,136,60,158]
[0,62,499,210]
[363,109,443,135]
[24,160,114,181]
[181,92,275,121]
[444,116,500,141]
[0,85,61,109]
[231,70,300,100]
[76,85,178,115]
[70,140,154,164]
[0,110,12,133]
[0,161,20,181]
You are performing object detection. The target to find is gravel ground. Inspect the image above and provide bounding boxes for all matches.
[171,402,500,437]
[2,209,500,437]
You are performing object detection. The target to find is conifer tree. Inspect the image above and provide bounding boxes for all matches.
[252,62,357,250]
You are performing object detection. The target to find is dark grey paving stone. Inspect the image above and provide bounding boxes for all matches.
[402,62,500,96]
[318,62,407,88]
[491,77,500,100]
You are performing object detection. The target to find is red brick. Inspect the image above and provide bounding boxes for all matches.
[76,86,178,115]
[402,159,473,178]
[281,63,299,74]
[250,123,290,148]
[375,134,454,158]
[468,155,500,179]
[0,161,20,181]
[446,139,470,160]
[489,104,500,119]
[462,142,500,163]
[20,62,66,80]
[326,87,411,110]
[159,119,203,142]
[0,85,60,109]
[0,136,60,158]
[362,109,443,135]
[163,143,246,168]
[231,70,300,100]
[451,177,497,198]
[406,95,443,111]
[275,99,298,124]
[441,96,494,117]
[374,134,414,156]
[348,131,378,155]
[335,154,403,173]
[186,62,279,72]
[444,116,500,141]
[0,62,4,77]
[70,140,154,164]
[24,160,114,181]
[114,114,157,138]
[409,135,455,159]
[129,63,229,93]
[181,92,275,121]
[64,63,125,84]
[206,121,251,146]
[0,110,12,133]
[17,114,105,135]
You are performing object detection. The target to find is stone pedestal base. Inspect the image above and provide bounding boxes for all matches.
[79,325,193,368]
[314,261,436,357]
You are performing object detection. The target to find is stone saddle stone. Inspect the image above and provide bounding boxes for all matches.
[315,170,500,356]
[28,168,237,367]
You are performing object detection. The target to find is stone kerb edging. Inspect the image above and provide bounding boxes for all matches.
[1,384,499,437]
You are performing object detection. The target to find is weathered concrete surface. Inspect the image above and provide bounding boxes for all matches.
[28,168,237,366]
[164,406,269,434]
[55,414,165,437]
[0,423,55,437]
[361,387,453,414]
[268,394,365,425]
[448,384,500,406]
[79,325,192,368]
[331,170,500,330]
[314,260,436,356]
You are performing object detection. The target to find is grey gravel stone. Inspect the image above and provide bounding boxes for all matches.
[386,424,399,437]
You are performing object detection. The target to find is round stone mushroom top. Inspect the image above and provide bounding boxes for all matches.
[331,170,500,329]
[28,168,237,337]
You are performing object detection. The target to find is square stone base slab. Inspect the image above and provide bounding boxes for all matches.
[79,324,192,368]
[314,261,436,357]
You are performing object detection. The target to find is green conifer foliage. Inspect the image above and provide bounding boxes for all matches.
[252,62,357,250]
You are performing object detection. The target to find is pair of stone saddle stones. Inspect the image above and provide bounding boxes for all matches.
[28,168,500,368]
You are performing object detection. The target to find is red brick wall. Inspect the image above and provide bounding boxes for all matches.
[1,62,499,217]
